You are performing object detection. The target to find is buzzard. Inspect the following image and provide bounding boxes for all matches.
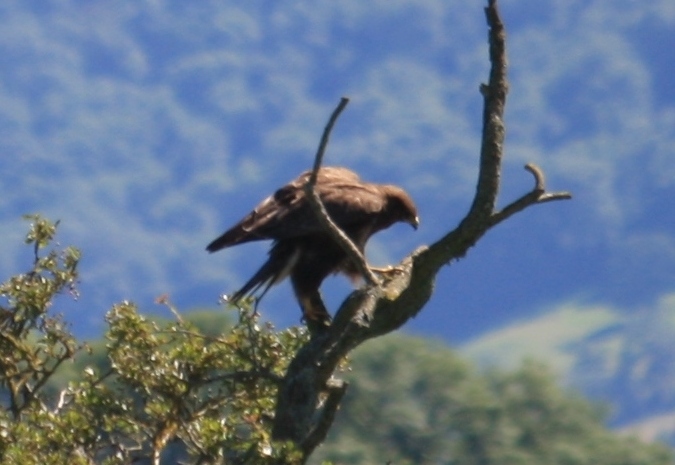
[207,166,419,324]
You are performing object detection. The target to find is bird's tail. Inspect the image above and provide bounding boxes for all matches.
[228,261,278,306]
[227,243,299,307]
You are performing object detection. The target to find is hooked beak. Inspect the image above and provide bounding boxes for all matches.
[410,216,420,230]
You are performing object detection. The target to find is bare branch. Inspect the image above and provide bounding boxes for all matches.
[303,97,380,287]
[308,97,350,186]
[420,0,511,273]
[272,2,572,461]
[300,379,348,457]
[525,163,545,192]
[488,163,572,227]
[468,0,508,222]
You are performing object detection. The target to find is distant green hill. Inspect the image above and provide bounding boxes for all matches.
[313,333,672,464]
[460,293,675,445]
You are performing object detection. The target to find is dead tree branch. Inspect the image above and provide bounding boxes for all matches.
[272,0,572,461]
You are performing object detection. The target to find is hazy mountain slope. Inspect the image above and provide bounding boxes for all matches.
[461,294,675,443]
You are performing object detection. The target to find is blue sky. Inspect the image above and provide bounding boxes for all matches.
[1,0,674,346]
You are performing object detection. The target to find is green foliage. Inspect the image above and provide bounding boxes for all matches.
[0,215,81,418]
[100,300,307,464]
[0,216,307,464]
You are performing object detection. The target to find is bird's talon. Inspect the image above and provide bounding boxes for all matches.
[370,265,405,276]
[301,311,332,326]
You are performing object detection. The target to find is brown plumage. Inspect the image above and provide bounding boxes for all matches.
[207,166,419,324]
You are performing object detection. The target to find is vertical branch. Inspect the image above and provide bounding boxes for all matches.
[423,0,510,272]
[468,0,509,221]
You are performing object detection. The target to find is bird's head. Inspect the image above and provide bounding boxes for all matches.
[385,186,419,230]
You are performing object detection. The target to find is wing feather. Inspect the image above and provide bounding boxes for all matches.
[206,167,385,252]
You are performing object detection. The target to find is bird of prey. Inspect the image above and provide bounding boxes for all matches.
[207,166,419,325]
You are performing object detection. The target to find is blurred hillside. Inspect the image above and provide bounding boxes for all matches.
[462,294,675,444]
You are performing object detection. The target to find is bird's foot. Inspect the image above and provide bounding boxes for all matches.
[299,295,332,336]
[301,308,332,326]
[302,311,332,337]
[370,265,406,277]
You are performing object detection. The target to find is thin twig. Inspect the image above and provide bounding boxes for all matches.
[303,97,379,286]
[525,163,545,193]
[309,97,349,186]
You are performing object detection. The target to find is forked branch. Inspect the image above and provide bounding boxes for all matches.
[489,163,572,227]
